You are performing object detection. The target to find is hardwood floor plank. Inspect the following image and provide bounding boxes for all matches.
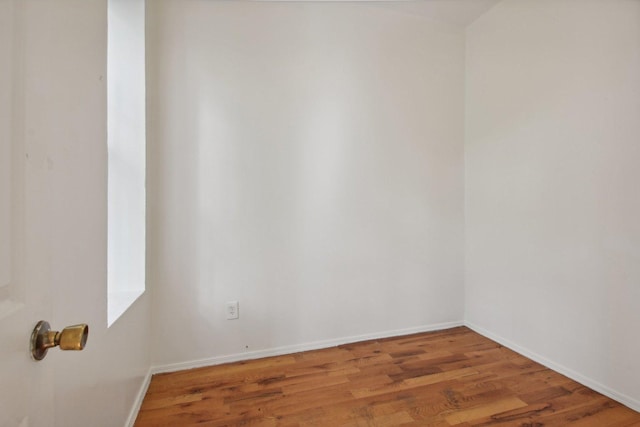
[135,327,640,426]
[443,396,528,425]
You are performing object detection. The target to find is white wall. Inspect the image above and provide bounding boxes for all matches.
[466,0,640,409]
[13,1,152,425]
[148,1,465,367]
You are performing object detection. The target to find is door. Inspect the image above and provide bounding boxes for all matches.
[0,1,102,425]
[0,1,54,426]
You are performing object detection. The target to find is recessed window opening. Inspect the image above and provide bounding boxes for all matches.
[107,0,146,327]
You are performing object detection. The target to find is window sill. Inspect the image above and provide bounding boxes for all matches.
[107,289,144,327]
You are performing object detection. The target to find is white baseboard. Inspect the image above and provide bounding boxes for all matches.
[464,320,640,414]
[125,367,153,427]
[150,320,464,375]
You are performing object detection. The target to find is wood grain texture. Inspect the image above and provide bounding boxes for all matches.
[135,327,640,426]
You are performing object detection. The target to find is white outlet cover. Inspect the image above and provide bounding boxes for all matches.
[226,301,239,320]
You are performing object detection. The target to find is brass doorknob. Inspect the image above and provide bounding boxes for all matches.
[30,321,89,361]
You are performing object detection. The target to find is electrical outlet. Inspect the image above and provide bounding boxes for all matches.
[226,301,239,320]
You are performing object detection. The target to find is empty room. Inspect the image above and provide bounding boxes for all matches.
[1,0,639,426]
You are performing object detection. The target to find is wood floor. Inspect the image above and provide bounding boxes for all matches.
[135,327,640,426]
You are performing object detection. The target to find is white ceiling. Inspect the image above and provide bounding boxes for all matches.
[369,0,502,28]
[258,0,502,29]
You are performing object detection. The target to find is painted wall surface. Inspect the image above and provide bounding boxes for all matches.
[465,0,640,408]
[148,1,465,366]
[10,1,152,425]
